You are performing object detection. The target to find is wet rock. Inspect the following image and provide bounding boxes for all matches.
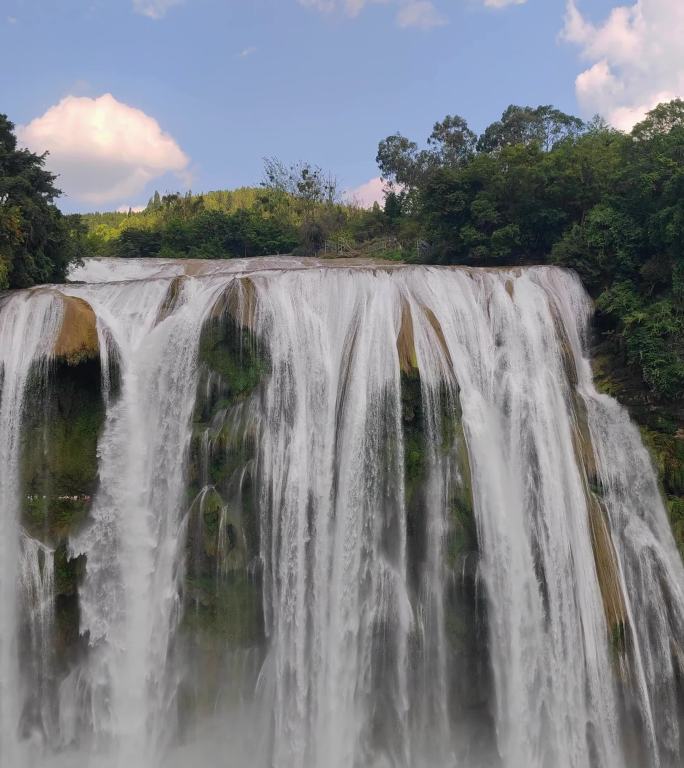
[54,295,99,366]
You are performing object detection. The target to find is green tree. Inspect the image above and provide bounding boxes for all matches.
[262,157,339,206]
[146,190,162,211]
[376,115,477,192]
[631,99,684,141]
[376,133,431,190]
[427,114,477,166]
[477,105,585,153]
[0,114,82,288]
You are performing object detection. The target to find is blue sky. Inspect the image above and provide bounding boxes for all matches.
[1,0,681,212]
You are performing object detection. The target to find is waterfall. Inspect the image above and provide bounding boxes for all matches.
[0,257,681,768]
[253,271,413,768]
[0,291,62,763]
[19,535,56,746]
[542,269,684,767]
[400,268,623,768]
[59,274,236,765]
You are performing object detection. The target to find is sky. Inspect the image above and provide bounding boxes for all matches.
[1,0,683,212]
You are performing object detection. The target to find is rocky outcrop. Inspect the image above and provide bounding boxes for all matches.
[178,309,268,721]
[23,328,104,548]
[210,277,258,329]
[397,301,418,375]
[54,295,99,365]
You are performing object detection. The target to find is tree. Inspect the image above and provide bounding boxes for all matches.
[376,133,431,190]
[261,157,342,254]
[631,99,684,141]
[477,105,585,153]
[427,114,477,166]
[146,190,162,211]
[384,191,403,223]
[262,157,339,205]
[376,117,477,191]
[0,114,82,289]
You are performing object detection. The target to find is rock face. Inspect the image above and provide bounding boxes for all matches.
[54,295,99,365]
[180,301,268,719]
[21,316,105,681]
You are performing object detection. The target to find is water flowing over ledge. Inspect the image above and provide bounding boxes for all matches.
[0,257,682,768]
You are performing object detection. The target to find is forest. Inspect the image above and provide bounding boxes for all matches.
[2,101,683,406]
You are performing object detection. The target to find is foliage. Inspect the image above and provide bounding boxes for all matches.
[82,178,400,262]
[83,188,299,259]
[379,99,684,547]
[0,114,86,288]
[376,100,684,404]
[262,157,339,205]
[476,104,585,153]
[74,99,684,407]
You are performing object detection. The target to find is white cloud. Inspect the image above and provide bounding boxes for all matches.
[7,16,17,24]
[298,0,382,17]
[563,0,684,129]
[132,0,184,19]
[346,177,388,208]
[396,1,446,29]
[19,94,190,205]
[299,0,446,28]
[238,46,257,58]
[483,0,527,7]
[116,205,146,213]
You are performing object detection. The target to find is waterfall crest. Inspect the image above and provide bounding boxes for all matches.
[0,257,681,768]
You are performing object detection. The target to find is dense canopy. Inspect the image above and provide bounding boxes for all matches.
[0,114,85,289]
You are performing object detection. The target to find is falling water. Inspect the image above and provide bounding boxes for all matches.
[0,291,62,764]
[402,269,623,768]
[0,257,680,768]
[19,535,56,747]
[59,272,240,766]
[253,271,413,768]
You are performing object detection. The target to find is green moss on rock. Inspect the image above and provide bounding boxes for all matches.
[183,310,267,649]
[183,574,262,647]
[197,313,267,408]
[401,367,479,613]
[21,357,104,545]
[447,490,477,571]
[17,354,104,673]
[401,369,426,500]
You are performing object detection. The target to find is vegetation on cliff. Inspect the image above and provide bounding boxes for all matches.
[74,101,684,412]
[375,101,684,407]
[81,175,392,262]
[184,296,266,658]
[0,115,86,289]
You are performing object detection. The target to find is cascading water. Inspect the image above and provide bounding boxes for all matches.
[402,269,623,768]
[0,292,62,764]
[58,273,242,766]
[0,256,680,768]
